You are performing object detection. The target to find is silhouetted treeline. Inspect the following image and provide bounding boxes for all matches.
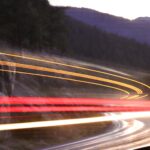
[65,16,150,71]
[0,0,67,51]
[66,7,150,45]
[0,1,150,71]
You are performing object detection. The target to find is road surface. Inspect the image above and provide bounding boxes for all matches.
[0,51,149,149]
[43,114,150,150]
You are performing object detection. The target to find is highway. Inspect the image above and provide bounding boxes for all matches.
[0,51,149,98]
[0,51,150,149]
[44,116,150,150]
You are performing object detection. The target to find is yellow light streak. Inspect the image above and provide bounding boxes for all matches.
[134,94,148,100]
[120,95,129,99]
[0,61,142,94]
[0,52,149,89]
[0,69,130,95]
[0,52,149,131]
[127,95,140,100]
[0,112,150,131]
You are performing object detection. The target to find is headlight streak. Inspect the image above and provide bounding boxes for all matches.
[0,51,149,131]
[134,94,148,100]
[0,52,149,90]
[0,69,129,95]
[0,112,150,131]
[83,119,146,150]
[0,52,149,100]
[0,60,143,95]
[120,95,129,99]
[127,95,140,100]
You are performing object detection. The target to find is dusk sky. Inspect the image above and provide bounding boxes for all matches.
[49,0,150,20]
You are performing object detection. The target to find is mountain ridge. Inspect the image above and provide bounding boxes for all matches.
[65,7,150,45]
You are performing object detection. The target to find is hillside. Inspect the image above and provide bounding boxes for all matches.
[0,2,150,149]
[0,0,67,51]
[0,2,150,71]
[64,15,150,71]
[66,7,150,45]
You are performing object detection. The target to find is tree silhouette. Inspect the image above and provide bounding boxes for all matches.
[0,0,67,51]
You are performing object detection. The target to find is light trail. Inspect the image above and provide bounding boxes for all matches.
[0,51,149,132]
[127,95,140,100]
[1,52,149,101]
[134,94,148,100]
[0,106,150,113]
[0,52,149,90]
[0,69,129,95]
[0,112,150,131]
[0,97,150,107]
[0,60,143,94]
[120,95,129,99]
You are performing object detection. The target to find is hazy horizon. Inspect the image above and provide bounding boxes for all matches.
[49,0,150,20]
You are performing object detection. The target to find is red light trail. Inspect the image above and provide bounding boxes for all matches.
[1,106,150,113]
[0,97,150,106]
[0,97,150,113]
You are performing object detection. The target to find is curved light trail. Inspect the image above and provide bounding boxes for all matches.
[0,97,150,106]
[0,51,149,131]
[0,52,149,90]
[134,94,148,100]
[0,60,144,94]
[127,95,140,100]
[1,106,150,113]
[0,51,149,100]
[0,112,150,131]
[0,69,130,95]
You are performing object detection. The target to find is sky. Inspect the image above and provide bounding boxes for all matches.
[49,0,150,20]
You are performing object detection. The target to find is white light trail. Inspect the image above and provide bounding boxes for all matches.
[0,112,150,131]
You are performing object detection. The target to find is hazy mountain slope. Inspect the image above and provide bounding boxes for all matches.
[0,1,150,71]
[66,7,150,45]
[65,16,150,71]
[0,0,67,51]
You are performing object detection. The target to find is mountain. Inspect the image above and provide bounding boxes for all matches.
[65,7,150,45]
[65,16,150,71]
[0,0,67,51]
[133,17,150,24]
[0,1,150,71]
